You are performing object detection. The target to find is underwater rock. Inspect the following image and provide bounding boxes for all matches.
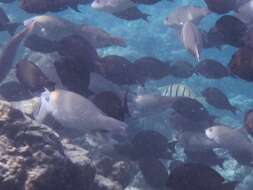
[0,100,95,190]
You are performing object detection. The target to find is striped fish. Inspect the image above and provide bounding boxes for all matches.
[159,84,195,98]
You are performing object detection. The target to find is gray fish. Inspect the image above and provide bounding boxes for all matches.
[34,89,127,136]
[164,6,210,29]
[206,125,253,165]
[181,22,203,62]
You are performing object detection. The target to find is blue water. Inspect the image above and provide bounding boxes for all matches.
[1,0,253,189]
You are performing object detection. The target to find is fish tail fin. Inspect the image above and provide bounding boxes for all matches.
[231,106,239,115]
[142,13,150,22]
[69,4,81,12]
[112,37,127,47]
[7,22,21,36]
[221,181,238,190]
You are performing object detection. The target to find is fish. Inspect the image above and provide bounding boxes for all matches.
[0,27,31,83]
[131,94,176,115]
[25,34,98,71]
[185,149,224,167]
[235,0,253,25]
[179,132,224,167]
[167,163,238,190]
[0,7,20,36]
[0,0,16,3]
[113,7,150,21]
[195,59,230,79]
[201,29,225,49]
[164,6,210,29]
[115,130,176,160]
[208,15,248,47]
[201,87,238,114]
[20,0,92,14]
[139,158,169,188]
[54,56,90,96]
[25,25,127,49]
[91,91,130,121]
[204,0,237,14]
[97,55,137,85]
[169,60,195,78]
[168,111,215,132]
[88,72,123,96]
[159,84,195,99]
[33,89,127,136]
[16,59,55,93]
[23,15,81,41]
[80,25,127,48]
[228,47,253,82]
[24,15,125,49]
[244,109,253,137]
[178,131,219,152]
[132,57,170,84]
[181,22,203,62]
[91,0,136,13]
[172,97,212,122]
[132,0,170,4]
[205,125,253,165]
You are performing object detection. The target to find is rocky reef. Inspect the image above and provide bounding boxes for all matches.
[0,100,135,190]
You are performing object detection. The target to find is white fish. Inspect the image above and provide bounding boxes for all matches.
[181,22,203,62]
[91,0,136,13]
[33,89,127,136]
[164,6,211,28]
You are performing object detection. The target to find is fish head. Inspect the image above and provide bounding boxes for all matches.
[24,16,38,27]
[205,126,220,142]
[33,90,54,122]
[24,16,47,35]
